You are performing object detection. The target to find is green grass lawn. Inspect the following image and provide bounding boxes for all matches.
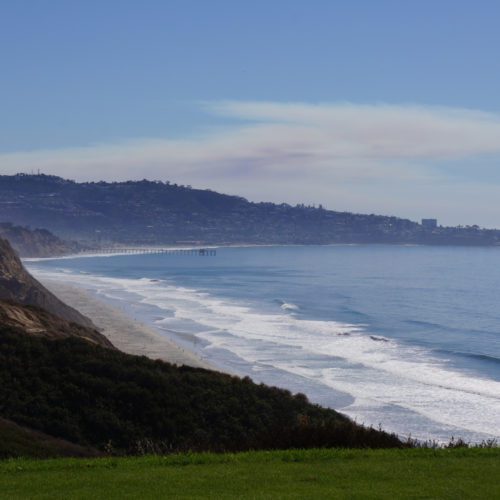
[0,448,498,499]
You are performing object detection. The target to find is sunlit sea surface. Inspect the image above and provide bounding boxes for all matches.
[28,245,500,443]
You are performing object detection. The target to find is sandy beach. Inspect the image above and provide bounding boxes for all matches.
[41,279,216,371]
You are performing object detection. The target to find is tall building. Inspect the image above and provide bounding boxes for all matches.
[421,219,438,230]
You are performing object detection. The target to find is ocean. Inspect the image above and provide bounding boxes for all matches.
[27,245,500,443]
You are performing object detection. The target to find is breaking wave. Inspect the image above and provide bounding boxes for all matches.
[28,265,500,444]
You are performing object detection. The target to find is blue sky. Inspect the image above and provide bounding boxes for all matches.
[1,1,500,226]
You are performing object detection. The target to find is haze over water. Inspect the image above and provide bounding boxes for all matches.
[29,245,500,443]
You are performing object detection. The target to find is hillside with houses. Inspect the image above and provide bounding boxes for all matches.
[0,174,499,247]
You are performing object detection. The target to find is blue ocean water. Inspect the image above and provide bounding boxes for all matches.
[28,245,500,443]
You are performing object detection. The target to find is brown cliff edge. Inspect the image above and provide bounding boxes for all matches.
[0,237,94,329]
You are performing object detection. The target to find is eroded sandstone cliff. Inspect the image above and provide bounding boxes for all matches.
[0,237,93,328]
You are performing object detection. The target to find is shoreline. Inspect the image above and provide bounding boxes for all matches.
[22,243,306,262]
[28,257,500,445]
[40,278,217,371]
[22,242,468,263]
[22,242,500,264]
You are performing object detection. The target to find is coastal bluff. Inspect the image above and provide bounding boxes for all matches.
[0,237,93,328]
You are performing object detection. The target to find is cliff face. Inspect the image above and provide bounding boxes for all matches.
[0,223,79,257]
[0,300,113,349]
[0,237,93,328]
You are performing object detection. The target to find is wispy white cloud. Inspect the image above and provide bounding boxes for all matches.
[208,101,500,158]
[1,101,500,225]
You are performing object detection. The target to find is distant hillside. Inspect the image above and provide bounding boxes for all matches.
[1,173,498,245]
[0,237,94,328]
[0,222,79,257]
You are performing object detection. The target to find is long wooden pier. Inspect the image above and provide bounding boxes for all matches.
[79,247,217,256]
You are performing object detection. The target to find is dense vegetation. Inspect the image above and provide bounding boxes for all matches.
[0,418,100,459]
[1,173,498,245]
[0,326,403,455]
[1,449,499,499]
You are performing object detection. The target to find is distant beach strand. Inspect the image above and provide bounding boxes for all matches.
[38,278,216,371]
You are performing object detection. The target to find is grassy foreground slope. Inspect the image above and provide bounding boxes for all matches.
[1,448,499,499]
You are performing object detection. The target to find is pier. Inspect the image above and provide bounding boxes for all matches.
[79,247,217,256]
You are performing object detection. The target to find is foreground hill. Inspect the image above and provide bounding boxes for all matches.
[0,237,93,327]
[0,222,79,257]
[1,173,498,245]
[0,325,403,455]
[0,232,403,457]
[0,418,100,459]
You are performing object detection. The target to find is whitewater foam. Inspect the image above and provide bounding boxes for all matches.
[29,265,500,443]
